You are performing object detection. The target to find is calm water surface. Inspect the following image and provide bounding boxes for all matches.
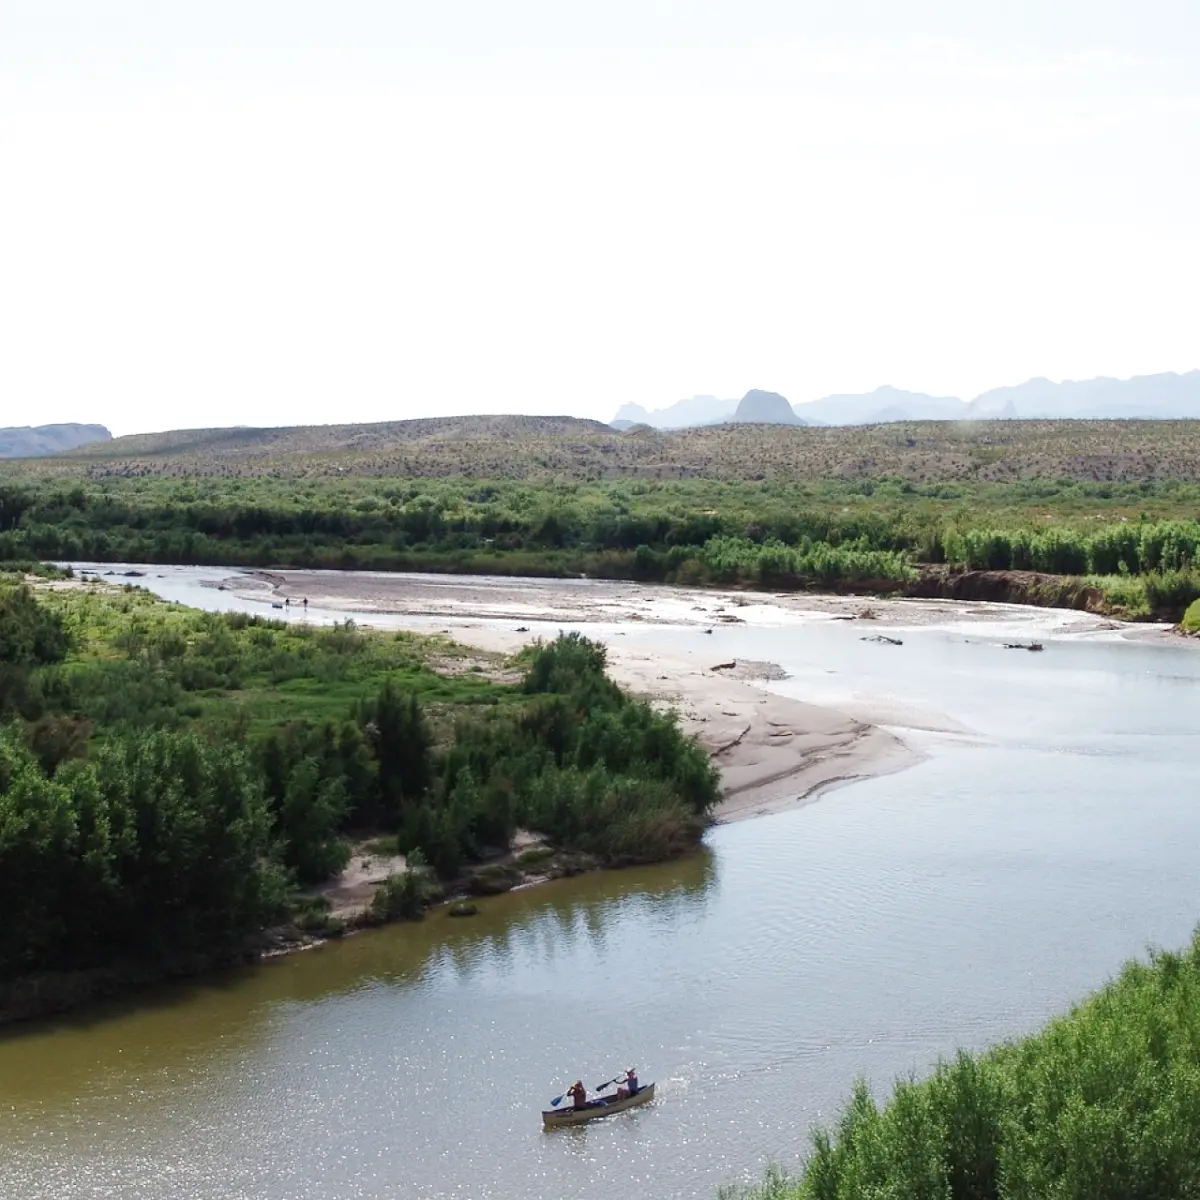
[3,567,1198,1198]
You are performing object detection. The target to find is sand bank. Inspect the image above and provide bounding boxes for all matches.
[603,642,918,822]
[227,570,931,822]
[227,566,1173,638]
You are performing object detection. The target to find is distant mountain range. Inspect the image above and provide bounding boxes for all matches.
[611,372,1200,429]
[610,394,737,430]
[5,372,1197,462]
[0,423,112,458]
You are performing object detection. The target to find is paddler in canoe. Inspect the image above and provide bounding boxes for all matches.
[543,1068,655,1127]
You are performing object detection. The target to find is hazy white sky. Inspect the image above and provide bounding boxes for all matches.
[2,2,1198,435]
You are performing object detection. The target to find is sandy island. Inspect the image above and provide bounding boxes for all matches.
[223,569,1105,825]
[214,568,1178,829]
[49,563,1187,939]
[237,576,931,922]
[79,565,1177,831]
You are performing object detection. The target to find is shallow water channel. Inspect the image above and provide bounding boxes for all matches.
[2,567,1198,1198]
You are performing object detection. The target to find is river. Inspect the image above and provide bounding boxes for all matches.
[2,566,1198,1198]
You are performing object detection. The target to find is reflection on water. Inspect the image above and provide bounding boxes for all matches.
[3,566,1198,1199]
[0,851,716,1111]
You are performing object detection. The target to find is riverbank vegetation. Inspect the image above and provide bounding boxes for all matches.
[0,578,717,998]
[721,931,1200,1199]
[1180,598,1200,632]
[5,467,1200,616]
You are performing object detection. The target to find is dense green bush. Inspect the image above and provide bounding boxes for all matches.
[1142,570,1200,617]
[954,521,1200,579]
[0,726,287,977]
[368,850,441,921]
[721,933,1200,1200]
[0,589,718,981]
[697,536,914,585]
[0,585,71,668]
[393,633,720,875]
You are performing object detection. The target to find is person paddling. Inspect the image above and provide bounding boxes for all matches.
[568,1080,588,1110]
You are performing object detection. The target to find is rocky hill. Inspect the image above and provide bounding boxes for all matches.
[0,423,111,458]
[730,389,802,425]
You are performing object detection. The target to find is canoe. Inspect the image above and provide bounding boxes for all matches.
[542,1082,655,1128]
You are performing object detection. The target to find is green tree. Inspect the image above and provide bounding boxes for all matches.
[0,586,70,667]
[87,731,286,957]
[0,729,77,976]
[277,757,350,884]
[362,681,432,824]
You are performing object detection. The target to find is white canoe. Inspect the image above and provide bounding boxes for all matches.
[542,1083,656,1128]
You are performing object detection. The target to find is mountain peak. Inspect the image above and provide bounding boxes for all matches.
[731,389,801,425]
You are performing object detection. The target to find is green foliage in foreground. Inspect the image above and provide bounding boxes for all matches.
[721,933,1200,1200]
[0,583,718,981]
[1180,598,1200,632]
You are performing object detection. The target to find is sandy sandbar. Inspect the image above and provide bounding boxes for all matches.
[224,571,955,821]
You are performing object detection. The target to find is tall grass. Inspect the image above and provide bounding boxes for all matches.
[724,932,1200,1199]
[1088,571,1200,621]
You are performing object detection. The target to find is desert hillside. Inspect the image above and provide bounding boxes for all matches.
[9,413,1198,485]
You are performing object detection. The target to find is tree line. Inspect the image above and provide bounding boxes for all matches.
[4,476,1200,588]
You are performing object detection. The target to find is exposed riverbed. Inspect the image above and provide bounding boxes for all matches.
[2,566,1197,1199]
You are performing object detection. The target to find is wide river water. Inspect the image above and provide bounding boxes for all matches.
[2,567,1199,1199]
